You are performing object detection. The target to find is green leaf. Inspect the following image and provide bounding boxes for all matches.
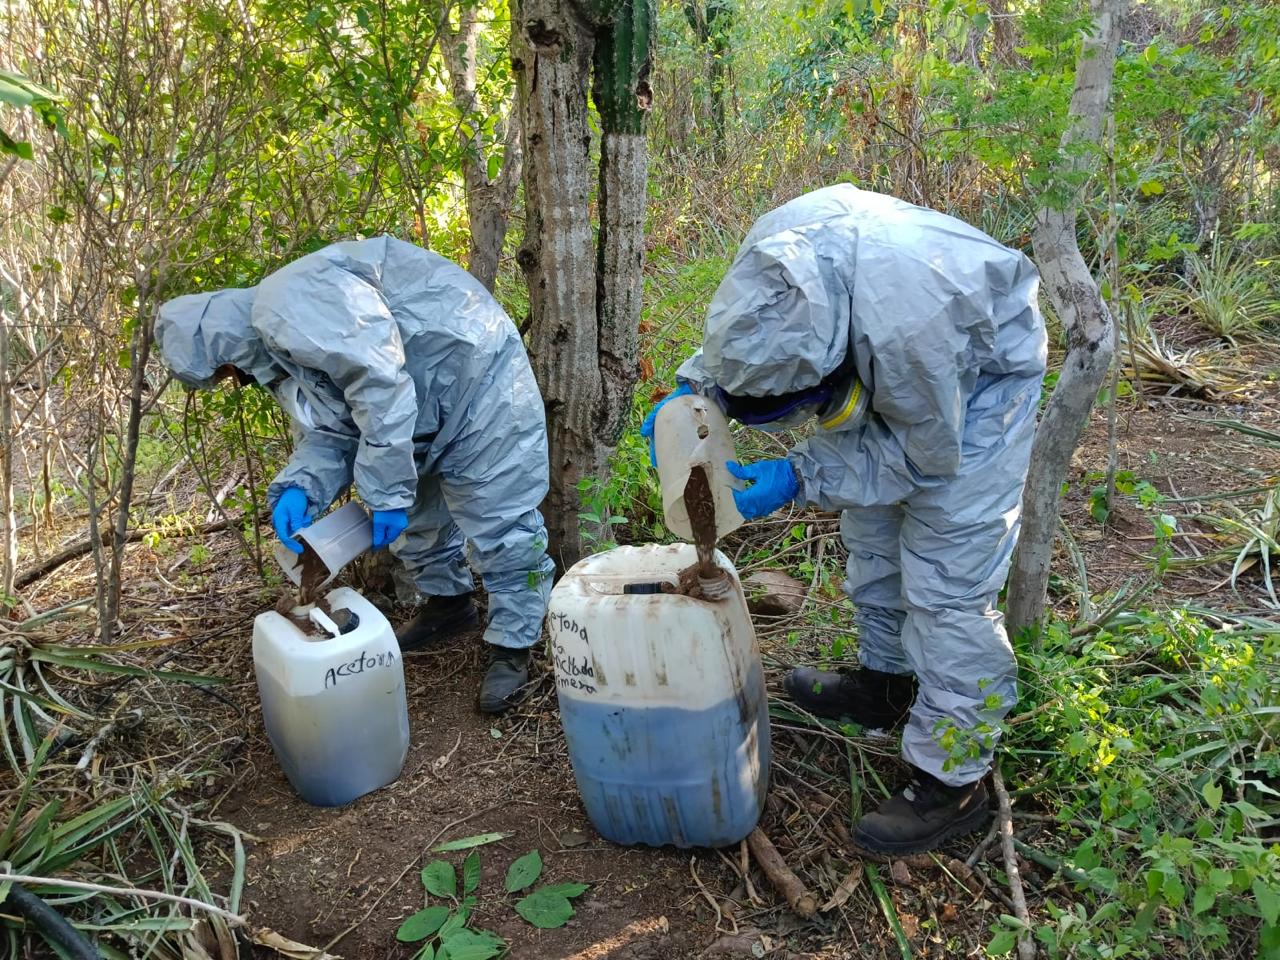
[486,153,501,182]
[0,130,33,160]
[1139,179,1165,196]
[540,882,589,899]
[1162,872,1185,907]
[397,906,451,943]
[515,890,574,928]
[1255,878,1280,927]
[9,798,62,867]
[438,929,505,960]
[28,649,227,685]
[1193,885,1216,916]
[413,945,436,960]
[0,70,60,109]
[986,929,1017,956]
[421,860,457,898]
[439,906,469,940]
[1086,867,1118,894]
[463,851,481,896]
[431,832,511,852]
[505,850,543,893]
[1202,781,1223,811]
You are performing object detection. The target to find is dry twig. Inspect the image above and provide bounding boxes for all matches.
[745,827,817,918]
[993,766,1035,960]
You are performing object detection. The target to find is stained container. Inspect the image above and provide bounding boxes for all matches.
[548,543,771,848]
[252,587,409,807]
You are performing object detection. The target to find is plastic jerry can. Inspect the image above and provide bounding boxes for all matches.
[252,587,409,807]
[548,543,771,848]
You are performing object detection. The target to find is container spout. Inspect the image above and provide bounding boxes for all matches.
[308,605,343,638]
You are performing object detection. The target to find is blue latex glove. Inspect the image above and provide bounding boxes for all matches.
[726,459,799,520]
[639,382,694,467]
[272,487,312,554]
[371,509,409,550]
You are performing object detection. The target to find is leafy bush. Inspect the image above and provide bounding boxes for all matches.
[1004,610,1280,958]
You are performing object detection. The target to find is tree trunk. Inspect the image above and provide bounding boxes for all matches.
[683,0,731,159]
[986,0,1020,68]
[514,0,600,570]
[514,0,653,570]
[594,0,652,447]
[442,5,524,291]
[101,300,155,642]
[1006,0,1127,635]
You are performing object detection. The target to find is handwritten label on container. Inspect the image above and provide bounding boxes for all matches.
[324,649,398,689]
[549,610,597,695]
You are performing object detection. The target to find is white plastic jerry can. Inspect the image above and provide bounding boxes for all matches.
[548,543,771,848]
[251,587,409,807]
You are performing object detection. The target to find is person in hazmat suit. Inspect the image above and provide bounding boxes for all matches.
[154,237,556,714]
[642,185,1047,854]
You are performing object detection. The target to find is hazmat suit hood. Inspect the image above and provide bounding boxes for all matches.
[702,230,851,399]
[154,287,278,389]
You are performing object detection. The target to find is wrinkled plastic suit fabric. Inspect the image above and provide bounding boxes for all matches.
[154,236,554,649]
[155,287,278,389]
[678,185,1048,783]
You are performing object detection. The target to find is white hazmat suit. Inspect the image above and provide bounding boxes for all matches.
[678,185,1047,784]
[155,237,555,651]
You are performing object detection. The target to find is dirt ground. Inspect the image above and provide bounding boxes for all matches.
[217,379,1280,960]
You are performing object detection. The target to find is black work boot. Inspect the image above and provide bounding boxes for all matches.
[854,768,990,855]
[783,665,917,729]
[478,647,531,714]
[395,593,479,652]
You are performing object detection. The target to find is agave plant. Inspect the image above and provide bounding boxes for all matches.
[0,634,242,957]
[1171,238,1279,344]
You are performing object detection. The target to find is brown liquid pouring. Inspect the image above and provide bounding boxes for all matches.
[676,464,731,600]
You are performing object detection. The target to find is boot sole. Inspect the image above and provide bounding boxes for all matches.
[477,679,529,715]
[852,803,991,856]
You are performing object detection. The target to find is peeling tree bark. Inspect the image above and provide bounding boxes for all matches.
[441,4,523,292]
[1006,0,1127,635]
[513,0,654,569]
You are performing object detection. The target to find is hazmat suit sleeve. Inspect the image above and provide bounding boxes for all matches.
[675,349,712,391]
[267,429,358,514]
[251,264,419,513]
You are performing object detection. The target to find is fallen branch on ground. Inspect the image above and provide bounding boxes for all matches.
[745,826,817,918]
[15,512,264,591]
[992,766,1035,960]
[1011,837,1105,894]
[820,862,863,912]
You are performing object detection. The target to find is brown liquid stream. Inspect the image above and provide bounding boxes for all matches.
[275,547,342,632]
[676,465,730,600]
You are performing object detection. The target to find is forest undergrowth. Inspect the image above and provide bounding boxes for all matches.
[3,0,1280,956]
